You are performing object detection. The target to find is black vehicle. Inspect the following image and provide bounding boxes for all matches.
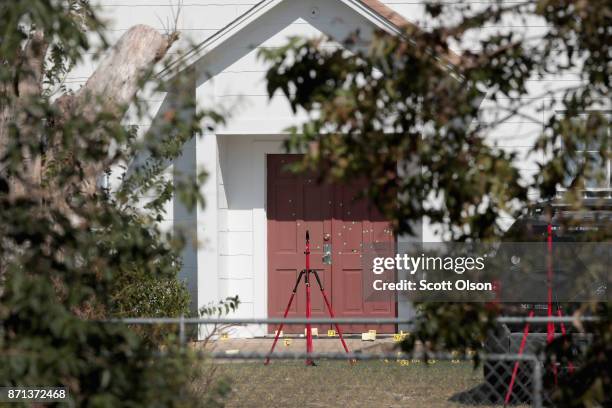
[483,195,611,402]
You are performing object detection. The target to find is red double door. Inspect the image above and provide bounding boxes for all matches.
[267,154,396,334]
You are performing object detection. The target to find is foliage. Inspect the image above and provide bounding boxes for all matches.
[260,1,609,238]
[259,0,610,405]
[0,1,229,406]
[545,304,611,406]
[399,303,500,358]
[199,296,240,318]
[104,210,191,345]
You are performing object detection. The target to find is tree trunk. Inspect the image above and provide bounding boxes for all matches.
[0,24,178,200]
[0,24,177,279]
[55,25,176,122]
[51,25,178,196]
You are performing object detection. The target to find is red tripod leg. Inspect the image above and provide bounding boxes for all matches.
[546,224,555,344]
[304,232,316,366]
[546,223,558,384]
[312,271,351,358]
[305,270,315,365]
[264,270,305,365]
[505,310,534,404]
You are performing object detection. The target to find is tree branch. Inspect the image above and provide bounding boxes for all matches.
[50,25,179,197]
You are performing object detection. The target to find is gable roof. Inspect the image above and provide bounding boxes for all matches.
[159,0,441,80]
[360,0,413,29]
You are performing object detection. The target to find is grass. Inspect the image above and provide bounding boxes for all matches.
[211,360,517,408]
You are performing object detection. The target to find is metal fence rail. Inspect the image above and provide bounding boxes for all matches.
[104,315,600,325]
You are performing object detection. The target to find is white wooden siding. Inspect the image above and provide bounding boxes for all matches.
[85,1,596,329]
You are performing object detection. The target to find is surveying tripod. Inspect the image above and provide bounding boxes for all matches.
[504,221,574,404]
[264,230,351,365]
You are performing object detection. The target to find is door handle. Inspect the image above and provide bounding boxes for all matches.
[322,243,332,265]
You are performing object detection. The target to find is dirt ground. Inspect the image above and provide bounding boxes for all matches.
[201,335,398,355]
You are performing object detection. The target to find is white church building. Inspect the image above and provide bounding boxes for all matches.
[71,0,581,336]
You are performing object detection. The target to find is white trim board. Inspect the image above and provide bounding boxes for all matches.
[158,0,407,81]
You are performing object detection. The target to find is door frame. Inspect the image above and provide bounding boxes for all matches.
[251,139,287,322]
[262,150,398,327]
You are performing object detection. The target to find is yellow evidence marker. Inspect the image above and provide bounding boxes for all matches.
[283,339,292,347]
[393,331,409,342]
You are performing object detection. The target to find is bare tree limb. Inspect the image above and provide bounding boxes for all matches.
[55,25,178,123]
[48,25,179,197]
[1,23,180,220]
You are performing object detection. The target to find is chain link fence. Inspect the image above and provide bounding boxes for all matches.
[104,315,599,407]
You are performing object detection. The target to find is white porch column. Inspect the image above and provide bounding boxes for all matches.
[397,160,422,332]
[174,130,219,341]
[175,74,220,324]
[174,135,198,312]
[196,130,219,311]
[397,229,421,332]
